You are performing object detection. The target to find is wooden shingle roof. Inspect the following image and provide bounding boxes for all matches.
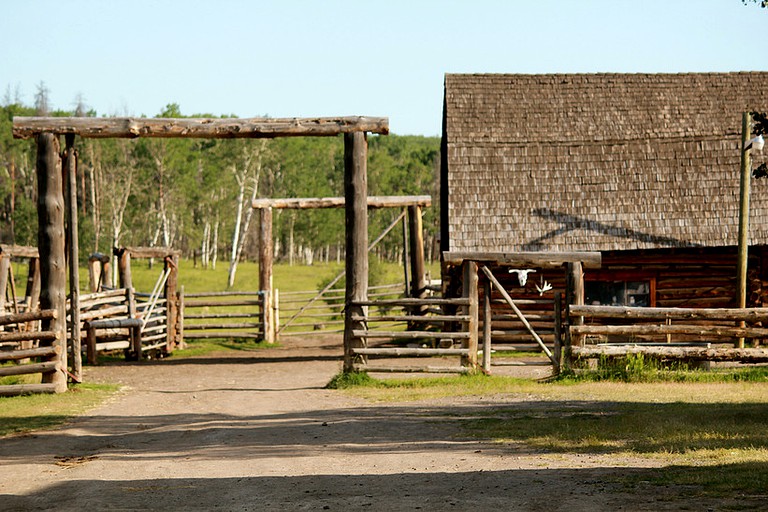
[442,73,768,253]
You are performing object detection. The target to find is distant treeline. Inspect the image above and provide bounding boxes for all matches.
[0,93,440,267]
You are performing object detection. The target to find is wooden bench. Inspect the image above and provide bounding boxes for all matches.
[85,318,142,364]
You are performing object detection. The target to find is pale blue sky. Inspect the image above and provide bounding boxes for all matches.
[1,1,766,136]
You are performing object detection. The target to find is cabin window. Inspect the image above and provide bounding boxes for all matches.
[585,280,652,307]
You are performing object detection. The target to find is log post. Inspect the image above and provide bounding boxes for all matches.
[461,260,479,369]
[64,134,82,382]
[85,321,97,365]
[0,254,9,314]
[164,254,178,352]
[564,262,584,371]
[25,257,41,312]
[116,248,139,359]
[408,205,427,300]
[553,291,562,375]
[737,111,752,349]
[176,286,185,349]
[258,207,274,343]
[482,276,492,374]
[36,133,67,392]
[343,132,369,373]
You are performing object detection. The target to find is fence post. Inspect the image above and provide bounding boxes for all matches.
[36,133,67,393]
[0,254,9,314]
[176,286,184,349]
[273,288,280,341]
[553,291,562,374]
[461,260,479,370]
[164,254,178,352]
[482,275,492,373]
[343,132,368,373]
[258,207,274,343]
[564,262,584,371]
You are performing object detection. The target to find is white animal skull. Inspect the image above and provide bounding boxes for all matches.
[509,268,536,286]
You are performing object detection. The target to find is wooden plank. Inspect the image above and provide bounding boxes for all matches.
[570,324,768,338]
[573,345,768,362]
[353,365,469,374]
[183,331,263,339]
[443,251,602,269]
[184,299,264,307]
[87,318,143,329]
[184,322,263,330]
[0,245,39,258]
[35,133,67,393]
[122,246,180,259]
[350,314,471,323]
[0,383,58,396]
[351,347,471,356]
[569,305,768,322]
[0,361,58,377]
[13,116,389,139]
[252,195,431,210]
[350,298,469,306]
[351,330,470,339]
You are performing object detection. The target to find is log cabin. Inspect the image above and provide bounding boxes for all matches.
[440,73,768,345]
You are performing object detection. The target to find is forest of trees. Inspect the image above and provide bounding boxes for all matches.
[0,85,441,271]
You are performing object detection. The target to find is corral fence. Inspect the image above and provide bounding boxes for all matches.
[0,309,62,396]
[566,305,768,367]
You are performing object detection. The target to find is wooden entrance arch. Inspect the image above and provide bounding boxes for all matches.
[13,115,389,391]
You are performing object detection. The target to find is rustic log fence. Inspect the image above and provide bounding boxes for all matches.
[183,291,266,340]
[0,309,62,396]
[565,305,768,366]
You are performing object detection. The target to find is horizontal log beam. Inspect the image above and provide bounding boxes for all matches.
[350,314,471,323]
[573,345,768,362]
[570,324,768,338]
[350,298,469,307]
[0,309,57,326]
[184,299,263,308]
[351,347,471,356]
[443,251,602,269]
[13,116,389,139]
[0,361,59,377]
[252,195,431,210]
[351,330,470,339]
[0,245,39,258]
[118,246,180,259]
[183,332,263,339]
[0,345,60,362]
[0,383,58,396]
[570,305,768,322]
[87,318,143,329]
[0,330,59,343]
[353,364,469,374]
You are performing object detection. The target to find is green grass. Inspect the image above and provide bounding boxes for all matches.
[0,383,119,437]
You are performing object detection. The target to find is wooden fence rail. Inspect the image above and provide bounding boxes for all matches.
[182,290,266,340]
[566,304,768,366]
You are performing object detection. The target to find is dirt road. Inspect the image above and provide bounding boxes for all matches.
[0,337,739,511]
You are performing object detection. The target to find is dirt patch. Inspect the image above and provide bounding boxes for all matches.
[0,337,753,510]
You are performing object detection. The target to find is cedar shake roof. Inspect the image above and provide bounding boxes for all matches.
[442,73,768,253]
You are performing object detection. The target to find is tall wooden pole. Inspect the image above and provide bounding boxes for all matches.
[408,205,427,299]
[564,262,584,372]
[737,112,752,349]
[64,134,82,381]
[36,133,67,392]
[461,260,479,369]
[164,254,178,352]
[343,132,368,372]
[258,207,274,343]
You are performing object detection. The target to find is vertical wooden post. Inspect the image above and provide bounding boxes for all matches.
[36,133,67,392]
[25,258,41,312]
[85,322,97,365]
[401,208,410,297]
[553,291,562,375]
[258,207,274,343]
[482,276,492,374]
[461,260,479,369]
[176,286,185,349]
[343,132,369,373]
[87,255,101,292]
[273,288,280,341]
[0,254,9,314]
[408,205,427,300]
[564,262,584,371]
[737,111,752,349]
[64,134,82,381]
[164,254,178,352]
[116,248,139,359]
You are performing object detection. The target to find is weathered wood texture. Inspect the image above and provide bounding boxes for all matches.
[64,135,82,381]
[443,251,602,269]
[35,133,67,393]
[252,195,431,210]
[343,132,369,372]
[13,116,389,139]
[259,207,274,343]
[573,345,768,362]
[570,305,768,322]
[0,245,39,258]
